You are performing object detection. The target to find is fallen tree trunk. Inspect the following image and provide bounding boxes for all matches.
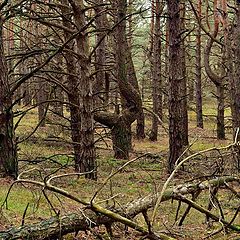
[0,210,173,240]
[124,175,239,217]
[0,176,238,240]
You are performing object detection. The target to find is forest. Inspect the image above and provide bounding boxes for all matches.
[0,0,239,239]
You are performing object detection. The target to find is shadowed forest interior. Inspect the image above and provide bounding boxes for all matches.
[0,0,239,239]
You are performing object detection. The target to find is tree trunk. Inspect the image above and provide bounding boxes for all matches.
[72,0,96,179]
[94,0,107,107]
[149,0,162,142]
[94,0,143,160]
[230,2,240,139]
[195,0,204,128]
[0,19,18,178]
[126,43,145,140]
[180,2,188,146]
[61,0,96,179]
[216,84,225,139]
[167,0,184,172]
[37,79,47,127]
[204,6,225,140]
[112,117,131,159]
[163,18,169,107]
[60,2,82,176]
[126,4,145,140]
[114,0,132,158]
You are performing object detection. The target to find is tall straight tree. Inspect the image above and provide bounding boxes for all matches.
[69,0,96,179]
[94,0,107,107]
[229,0,240,139]
[0,17,18,178]
[60,0,96,179]
[179,2,188,146]
[167,0,185,172]
[149,0,163,141]
[195,0,204,128]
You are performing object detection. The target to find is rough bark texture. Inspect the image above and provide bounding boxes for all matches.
[230,3,240,139]
[37,79,47,127]
[149,0,163,142]
[179,2,188,146]
[195,0,204,129]
[167,0,184,172]
[60,1,83,177]
[94,0,107,107]
[61,0,96,179]
[216,84,225,139]
[0,18,18,178]
[71,0,96,179]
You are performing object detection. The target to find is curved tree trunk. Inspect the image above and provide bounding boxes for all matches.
[126,5,145,140]
[93,0,143,160]
[204,4,225,140]
[126,44,145,140]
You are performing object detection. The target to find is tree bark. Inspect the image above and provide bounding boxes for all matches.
[70,0,96,179]
[167,0,185,172]
[195,0,204,129]
[204,0,225,140]
[0,18,18,178]
[216,84,225,139]
[179,2,188,146]
[61,0,96,179]
[149,0,163,142]
[108,0,143,158]
[37,79,47,127]
[94,0,107,107]
[230,2,240,140]
[126,42,145,140]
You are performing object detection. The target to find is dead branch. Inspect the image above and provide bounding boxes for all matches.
[0,176,238,239]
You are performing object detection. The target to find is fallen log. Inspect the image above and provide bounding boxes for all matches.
[0,176,238,240]
[124,176,239,217]
[0,210,173,240]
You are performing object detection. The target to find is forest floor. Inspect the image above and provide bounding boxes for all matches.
[0,103,239,239]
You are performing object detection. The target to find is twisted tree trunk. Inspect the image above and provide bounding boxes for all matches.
[204,0,225,140]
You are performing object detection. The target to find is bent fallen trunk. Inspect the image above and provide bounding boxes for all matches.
[0,176,238,240]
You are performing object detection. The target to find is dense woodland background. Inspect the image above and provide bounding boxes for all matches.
[0,0,240,239]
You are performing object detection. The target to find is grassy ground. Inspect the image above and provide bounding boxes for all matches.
[0,103,239,239]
